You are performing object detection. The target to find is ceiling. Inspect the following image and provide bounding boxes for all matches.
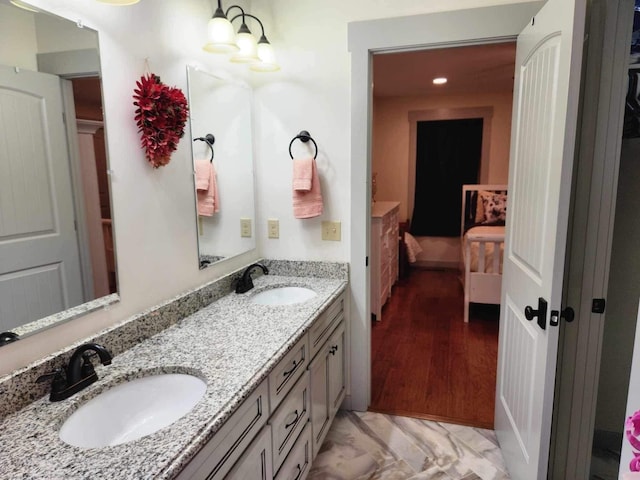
[373,42,517,98]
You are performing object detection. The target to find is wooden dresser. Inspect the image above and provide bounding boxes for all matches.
[370,201,400,321]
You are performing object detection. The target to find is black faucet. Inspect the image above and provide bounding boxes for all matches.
[236,263,269,294]
[0,331,19,346]
[36,343,112,402]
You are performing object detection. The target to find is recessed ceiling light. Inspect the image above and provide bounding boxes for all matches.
[433,77,448,85]
[9,0,39,12]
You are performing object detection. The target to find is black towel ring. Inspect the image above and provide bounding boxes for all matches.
[289,130,318,159]
[193,133,215,162]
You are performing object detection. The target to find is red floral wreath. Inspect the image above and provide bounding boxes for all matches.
[133,74,189,168]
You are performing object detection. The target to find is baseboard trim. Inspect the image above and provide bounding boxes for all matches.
[367,406,494,430]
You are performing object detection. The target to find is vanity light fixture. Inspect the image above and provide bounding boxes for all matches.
[204,1,280,72]
[433,77,448,85]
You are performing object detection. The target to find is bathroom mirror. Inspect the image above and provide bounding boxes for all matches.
[186,66,256,268]
[0,1,119,343]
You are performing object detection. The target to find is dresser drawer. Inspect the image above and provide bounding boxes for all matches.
[309,294,344,360]
[274,422,312,480]
[269,334,309,412]
[270,372,310,474]
[382,210,391,231]
[176,380,269,480]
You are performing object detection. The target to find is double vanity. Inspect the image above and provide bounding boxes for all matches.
[0,262,348,479]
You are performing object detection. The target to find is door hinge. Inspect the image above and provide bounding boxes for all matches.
[366,256,369,267]
[62,112,66,124]
[592,298,606,314]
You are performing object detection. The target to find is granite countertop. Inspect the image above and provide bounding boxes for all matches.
[0,274,346,479]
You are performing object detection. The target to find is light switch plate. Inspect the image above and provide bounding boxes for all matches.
[240,218,252,238]
[268,219,279,239]
[322,221,341,241]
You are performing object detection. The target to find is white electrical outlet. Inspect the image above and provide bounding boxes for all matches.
[268,219,279,239]
[240,218,252,238]
[321,221,341,241]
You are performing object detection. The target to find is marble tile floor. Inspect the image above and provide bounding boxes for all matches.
[308,411,510,480]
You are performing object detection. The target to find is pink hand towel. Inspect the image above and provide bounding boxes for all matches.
[293,158,313,191]
[196,159,220,216]
[293,158,323,219]
[195,159,210,191]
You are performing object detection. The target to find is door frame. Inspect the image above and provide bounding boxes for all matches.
[346,1,546,412]
[549,0,634,477]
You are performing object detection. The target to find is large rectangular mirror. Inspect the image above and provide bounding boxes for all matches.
[0,1,118,344]
[186,66,256,268]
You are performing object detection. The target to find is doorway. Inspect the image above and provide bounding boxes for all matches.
[367,42,515,428]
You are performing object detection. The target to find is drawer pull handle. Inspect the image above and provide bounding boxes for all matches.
[284,410,300,429]
[283,359,300,378]
[291,464,302,480]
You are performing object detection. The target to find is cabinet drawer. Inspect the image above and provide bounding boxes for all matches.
[270,372,310,474]
[309,294,344,360]
[226,425,272,480]
[269,334,309,412]
[176,380,269,480]
[274,422,312,480]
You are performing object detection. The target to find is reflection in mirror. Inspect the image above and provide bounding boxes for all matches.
[0,1,119,343]
[186,66,256,269]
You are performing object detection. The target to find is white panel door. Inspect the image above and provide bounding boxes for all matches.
[0,66,84,331]
[494,0,586,478]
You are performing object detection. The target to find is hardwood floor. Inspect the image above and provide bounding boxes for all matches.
[370,268,499,429]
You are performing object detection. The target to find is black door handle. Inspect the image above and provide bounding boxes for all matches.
[525,297,548,330]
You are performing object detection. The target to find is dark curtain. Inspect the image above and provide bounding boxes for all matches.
[411,118,483,237]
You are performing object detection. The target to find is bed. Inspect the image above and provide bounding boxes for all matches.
[460,184,507,323]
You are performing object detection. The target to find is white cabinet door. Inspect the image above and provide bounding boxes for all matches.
[309,338,330,458]
[327,323,346,418]
[309,321,345,457]
[227,425,273,480]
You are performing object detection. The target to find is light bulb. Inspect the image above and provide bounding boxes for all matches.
[231,30,259,63]
[251,41,280,72]
[203,10,239,53]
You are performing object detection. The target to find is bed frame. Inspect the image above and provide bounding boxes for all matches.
[461,184,507,323]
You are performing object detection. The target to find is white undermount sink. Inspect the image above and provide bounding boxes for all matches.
[250,286,317,306]
[59,373,206,448]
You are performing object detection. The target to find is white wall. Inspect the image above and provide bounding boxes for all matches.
[1,0,540,380]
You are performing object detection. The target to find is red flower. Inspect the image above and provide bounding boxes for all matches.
[133,74,189,168]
